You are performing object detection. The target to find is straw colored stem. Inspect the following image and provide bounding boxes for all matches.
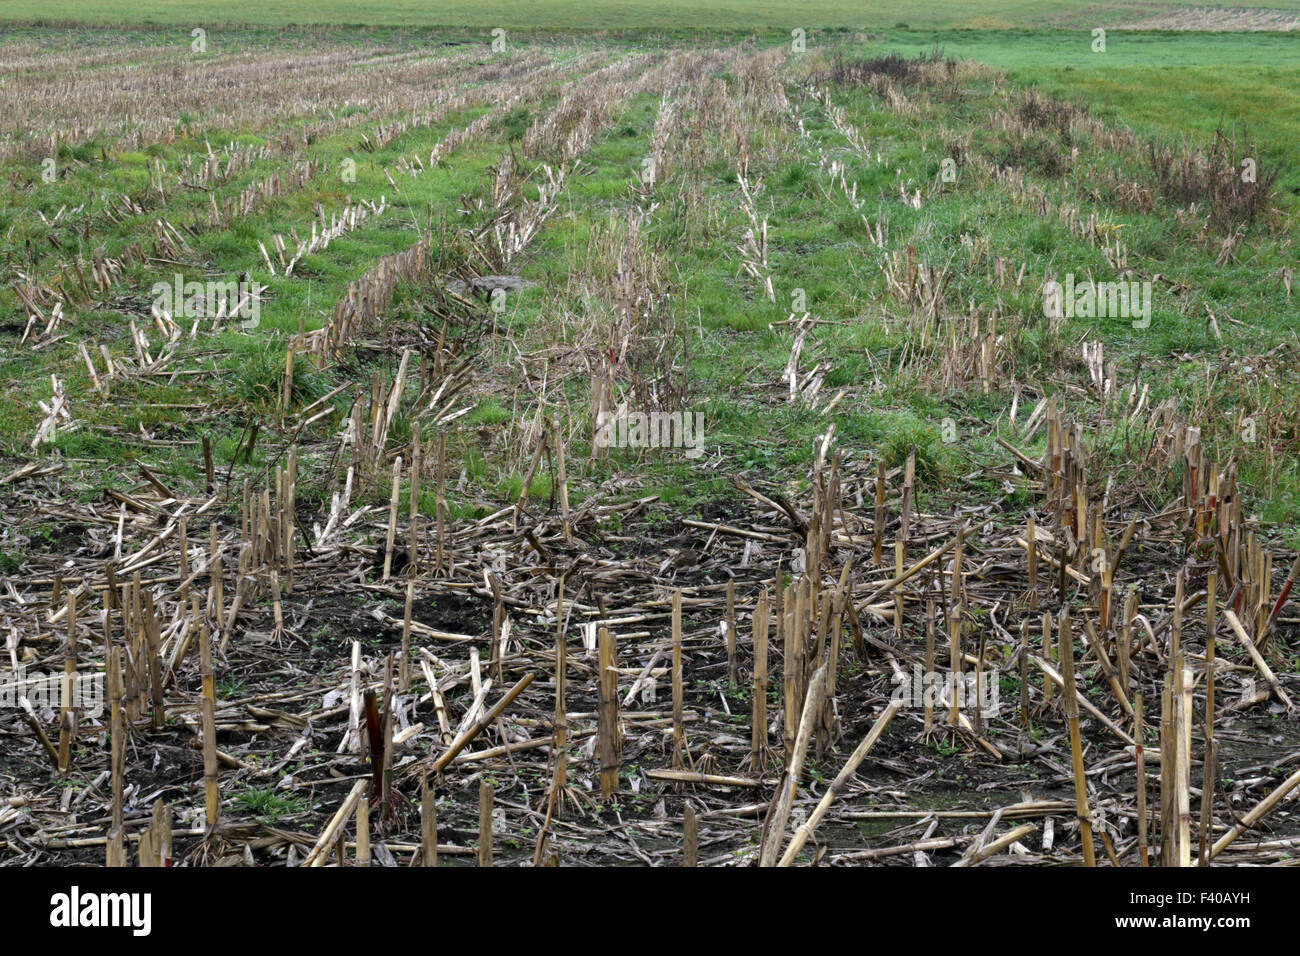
[1058,611,1096,867]
[778,699,902,866]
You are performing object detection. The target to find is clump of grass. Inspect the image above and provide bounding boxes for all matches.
[233,342,330,411]
[1146,125,1279,232]
[1016,89,1086,136]
[216,677,246,698]
[469,400,512,426]
[993,130,1073,178]
[812,47,955,90]
[235,786,309,823]
[496,107,533,141]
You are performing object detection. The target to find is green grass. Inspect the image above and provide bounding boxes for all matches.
[870,29,1300,196]
[235,785,310,822]
[2,21,1298,544]
[3,0,1299,30]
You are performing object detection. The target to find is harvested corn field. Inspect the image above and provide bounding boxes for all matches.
[1,12,1299,885]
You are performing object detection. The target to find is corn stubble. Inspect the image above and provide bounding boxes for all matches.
[3,36,1297,870]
